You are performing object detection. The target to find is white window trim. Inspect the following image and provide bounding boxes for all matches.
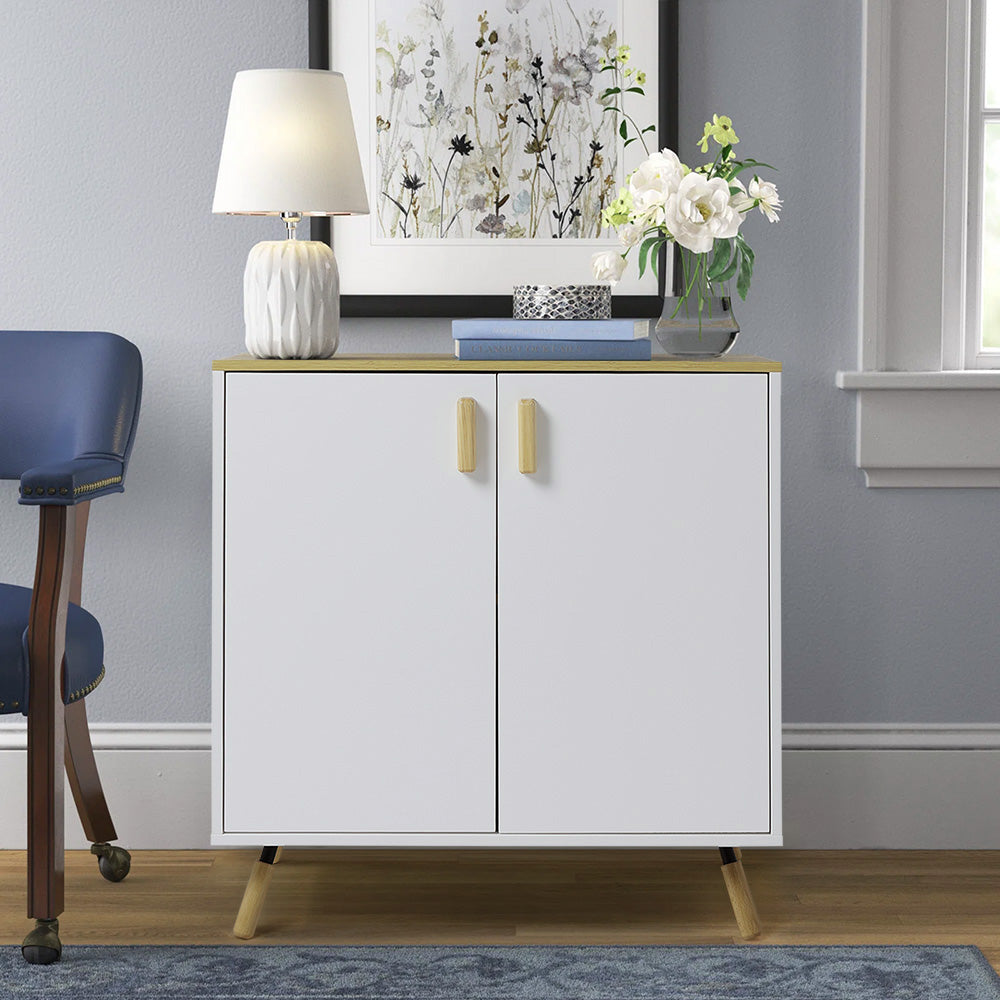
[838,0,1000,487]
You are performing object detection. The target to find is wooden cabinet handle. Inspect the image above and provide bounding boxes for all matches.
[518,399,536,474]
[457,398,476,472]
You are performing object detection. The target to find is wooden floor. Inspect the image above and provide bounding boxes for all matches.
[1,850,999,970]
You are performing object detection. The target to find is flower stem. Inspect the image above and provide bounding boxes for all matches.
[438,149,457,239]
[674,246,700,317]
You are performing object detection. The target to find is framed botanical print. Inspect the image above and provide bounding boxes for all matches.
[309,0,677,317]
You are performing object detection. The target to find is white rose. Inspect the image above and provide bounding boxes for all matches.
[591,250,628,283]
[649,147,684,178]
[627,148,684,225]
[663,172,742,254]
[618,222,644,248]
[748,177,782,222]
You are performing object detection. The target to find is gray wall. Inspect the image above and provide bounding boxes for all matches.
[0,0,306,721]
[1,1,997,725]
[676,0,1000,724]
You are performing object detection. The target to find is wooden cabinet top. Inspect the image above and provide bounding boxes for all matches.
[212,353,782,373]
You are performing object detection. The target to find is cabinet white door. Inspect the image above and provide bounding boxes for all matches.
[223,373,497,834]
[497,374,772,834]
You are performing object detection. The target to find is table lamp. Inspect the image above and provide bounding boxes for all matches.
[213,69,369,359]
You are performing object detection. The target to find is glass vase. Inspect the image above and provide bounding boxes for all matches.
[654,294,740,358]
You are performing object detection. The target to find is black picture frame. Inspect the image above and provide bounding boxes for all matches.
[308,0,678,319]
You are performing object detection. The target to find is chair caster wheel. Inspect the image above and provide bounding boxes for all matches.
[92,842,131,882]
[22,918,61,964]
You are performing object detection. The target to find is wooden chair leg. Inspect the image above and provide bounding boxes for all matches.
[233,847,280,940]
[65,698,117,844]
[62,502,119,843]
[719,847,761,939]
[60,499,129,884]
[23,505,75,964]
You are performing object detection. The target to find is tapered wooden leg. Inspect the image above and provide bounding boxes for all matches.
[719,847,761,939]
[272,847,283,864]
[233,847,280,940]
[65,699,117,844]
[23,506,75,963]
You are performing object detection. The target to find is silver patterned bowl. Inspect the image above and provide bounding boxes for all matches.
[513,284,612,320]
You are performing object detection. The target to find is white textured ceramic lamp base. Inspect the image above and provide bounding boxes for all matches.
[243,240,339,359]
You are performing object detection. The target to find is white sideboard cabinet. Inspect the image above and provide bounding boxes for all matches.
[212,354,781,940]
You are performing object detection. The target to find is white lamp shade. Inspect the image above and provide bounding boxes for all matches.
[212,69,369,216]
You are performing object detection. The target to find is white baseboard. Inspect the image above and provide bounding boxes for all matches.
[1,724,999,849]
[0,724,210,850]
[782,724,1000,848]
[783,748,1000,848]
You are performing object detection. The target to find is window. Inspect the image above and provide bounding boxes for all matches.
[837,0,1000,488]
[970,0,1000,361]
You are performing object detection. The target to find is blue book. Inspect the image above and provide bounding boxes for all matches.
[452,318,650,341]
[455,338,652,361]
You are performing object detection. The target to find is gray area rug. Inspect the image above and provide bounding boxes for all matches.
[1,945,998,999]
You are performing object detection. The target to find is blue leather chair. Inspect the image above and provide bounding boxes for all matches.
[0,330,142,964]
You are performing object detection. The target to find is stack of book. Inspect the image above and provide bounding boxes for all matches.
[453,318,653,360]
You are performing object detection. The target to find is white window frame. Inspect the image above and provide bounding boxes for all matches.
[837,0,1000,487]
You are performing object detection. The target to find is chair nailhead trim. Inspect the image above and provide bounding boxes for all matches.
[0,664,105,712]
[74,476,122,497]
[70,664,105,702]
[21,476,122,498]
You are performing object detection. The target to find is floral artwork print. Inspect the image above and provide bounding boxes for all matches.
[373,0,625,241]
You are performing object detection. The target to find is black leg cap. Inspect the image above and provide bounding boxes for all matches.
[92,843,131,882]
[22,918,61,964]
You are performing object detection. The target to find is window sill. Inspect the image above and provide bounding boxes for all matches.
[836,371,1000,487]
[837,371,1000,390]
